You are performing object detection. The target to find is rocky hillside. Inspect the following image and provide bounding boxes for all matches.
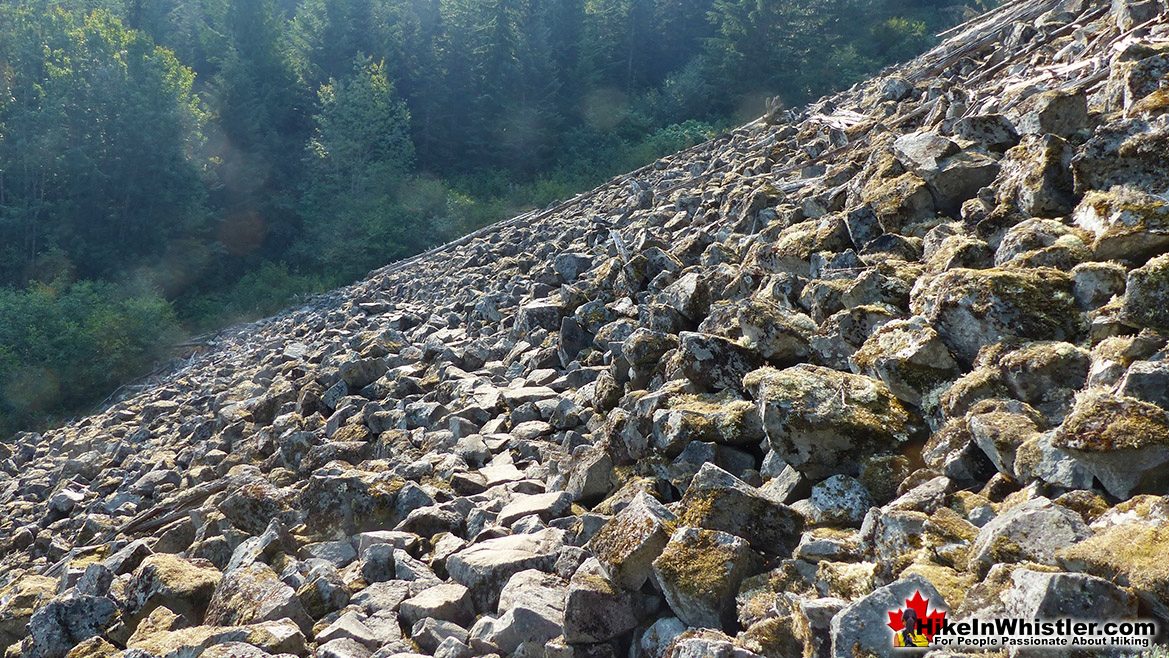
[3,1,1169,656]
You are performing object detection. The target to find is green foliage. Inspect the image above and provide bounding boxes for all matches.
[179,262,329,331]
[0,281,181,435]
[0,5,209,284]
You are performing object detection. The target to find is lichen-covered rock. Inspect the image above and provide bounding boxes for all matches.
[0,574,57,653]
[125,618,308,657]
[652,528,762,629]
[125,554,222,631]
[670,332,763,393]
[588,493,677,590]
[1017,90,1089,137]
[953,114,1019,151]
[967,497,1091,575]
[1072,119,1169,194]
[1073,186,1169,262]
[446,528,565,611]
[792,475,874,528]
[562,559,643,644]
[1121,253,1169,331]
[744,365,919,478]
[652,392,764,454]
[829,574,945,658]
[26,595,118,658]
[1051,390,1169,497]
[910,267,1081,365]
[994,134,1076,217]
[699,298,815,365]
[204,563,311,633]
[849,316,960,407]
[677,463,804,554]
[1057,496,1169,618]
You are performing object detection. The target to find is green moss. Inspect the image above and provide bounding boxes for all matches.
[1058,524,1169,602]
[1053,391,1169,451]
[655,530,740,600]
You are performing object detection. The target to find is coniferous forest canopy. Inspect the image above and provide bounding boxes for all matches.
[0,0,995,436]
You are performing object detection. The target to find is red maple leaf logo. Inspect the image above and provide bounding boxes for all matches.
[887,590,947,641]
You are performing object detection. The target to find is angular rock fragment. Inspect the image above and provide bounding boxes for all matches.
[744,365,918,478]
[652,527,762,629]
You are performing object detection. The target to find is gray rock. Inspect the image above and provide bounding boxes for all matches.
[400,583,474,628]
[446,528,565,611]
[673,332,763,393]
[205,562,312,633]
[652,527,762,629]
[676,463,804,554]
[1017,90,1089,137]
[794,475,874,528]
[27,595,117,658]
[563,559,642,644]
[744,365,918,478]
[588,493,677,590]
[968,497,1090,575]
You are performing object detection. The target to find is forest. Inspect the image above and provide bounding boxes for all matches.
[0,0,991,436]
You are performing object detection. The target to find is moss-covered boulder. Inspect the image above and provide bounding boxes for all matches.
[998,341,1090,419]
[669,331,763,393]
[1058,496,1169,619]
[652,527,763,629]
[1073,186,1169,262]
[588,493,677,591]
[651,391,764,455]
[741,216,851,278]
[125,554,222,633]
[0,574,57,653]
[1121,253,1169,331]
[966,398,1045,479]
[677,463,804,555]
[1051,390,1169,498]
[698,297,816,365]
[967,497,1090,576]
[744,364,919,478]
[910,267,1081,365]
[126,618,307,657]
[994,133,1077,217]
[850,316,961,408]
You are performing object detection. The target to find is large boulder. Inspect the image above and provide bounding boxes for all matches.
[1051,390,1169,498]
[994,134,1076,217]
[125,554,222,630]
[849,316,961,408]
[446,528,565,611]
[744,365,919,478]
[968,497,1091,575]
[830,574,946,658]
[1121,253,1169,331]
[676,463,804,555]
[652,528,762,629]
[671,332,763,393]
[1058,496,1169,619]
[910,267,1081,365]
[204,563,311,633]
[1073,186,1169,262]
[588,493,677,590]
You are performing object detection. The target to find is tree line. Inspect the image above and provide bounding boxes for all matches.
[0,0,987,436]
